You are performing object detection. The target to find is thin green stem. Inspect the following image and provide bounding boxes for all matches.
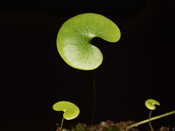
[90,70,96,124]
[60,117,64,131]
[149,110,154,131]
[126,110,175,130]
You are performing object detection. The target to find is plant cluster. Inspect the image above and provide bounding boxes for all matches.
[53,13,175,131]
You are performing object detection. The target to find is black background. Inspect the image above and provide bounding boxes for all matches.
[1,0,174,130]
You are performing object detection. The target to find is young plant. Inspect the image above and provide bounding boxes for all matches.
[56,13,121,123]
[53,101,80,131]
[126,99,175,131]
[145,99,160,131]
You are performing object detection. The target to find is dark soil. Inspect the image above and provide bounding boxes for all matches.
[54,120,175,131]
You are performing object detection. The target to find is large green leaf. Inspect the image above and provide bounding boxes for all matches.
[56,13,121,70]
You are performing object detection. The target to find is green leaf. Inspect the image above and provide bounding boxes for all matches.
[56,13,121,70]
[53,101,80,120]
[145,99,160,110]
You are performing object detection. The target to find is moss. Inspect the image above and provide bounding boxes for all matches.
[107,125,119,131]
[61,120,135,131]
[60,120,174,131]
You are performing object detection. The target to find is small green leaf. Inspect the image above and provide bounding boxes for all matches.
[145,99,160,110]
[53,101,80,120]
[56,13,121,70]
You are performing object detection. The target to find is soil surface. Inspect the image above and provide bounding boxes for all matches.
[53,120,175,131]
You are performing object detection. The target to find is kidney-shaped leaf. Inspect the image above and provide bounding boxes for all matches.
[53,101,80,120]
[56,13,121,70]
[145,99,160,110]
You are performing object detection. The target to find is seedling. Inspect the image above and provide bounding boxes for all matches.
[126,99,175,131]
[145,99,160,131]
[56,13,121,70]
[53,101,80,131]
[56,13,121,123]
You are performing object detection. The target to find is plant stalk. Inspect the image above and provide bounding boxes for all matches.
[60,117,64,131]
[126,110,175,130]
[90,70,96,124]
[149,110,154,131]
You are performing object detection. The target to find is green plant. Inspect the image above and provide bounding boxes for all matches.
[145,99,160,131]
[56,13,121,123]
[126,99,175,131]
[53,101,80,131]
[56,13,121,70]
[55,13,174,130]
